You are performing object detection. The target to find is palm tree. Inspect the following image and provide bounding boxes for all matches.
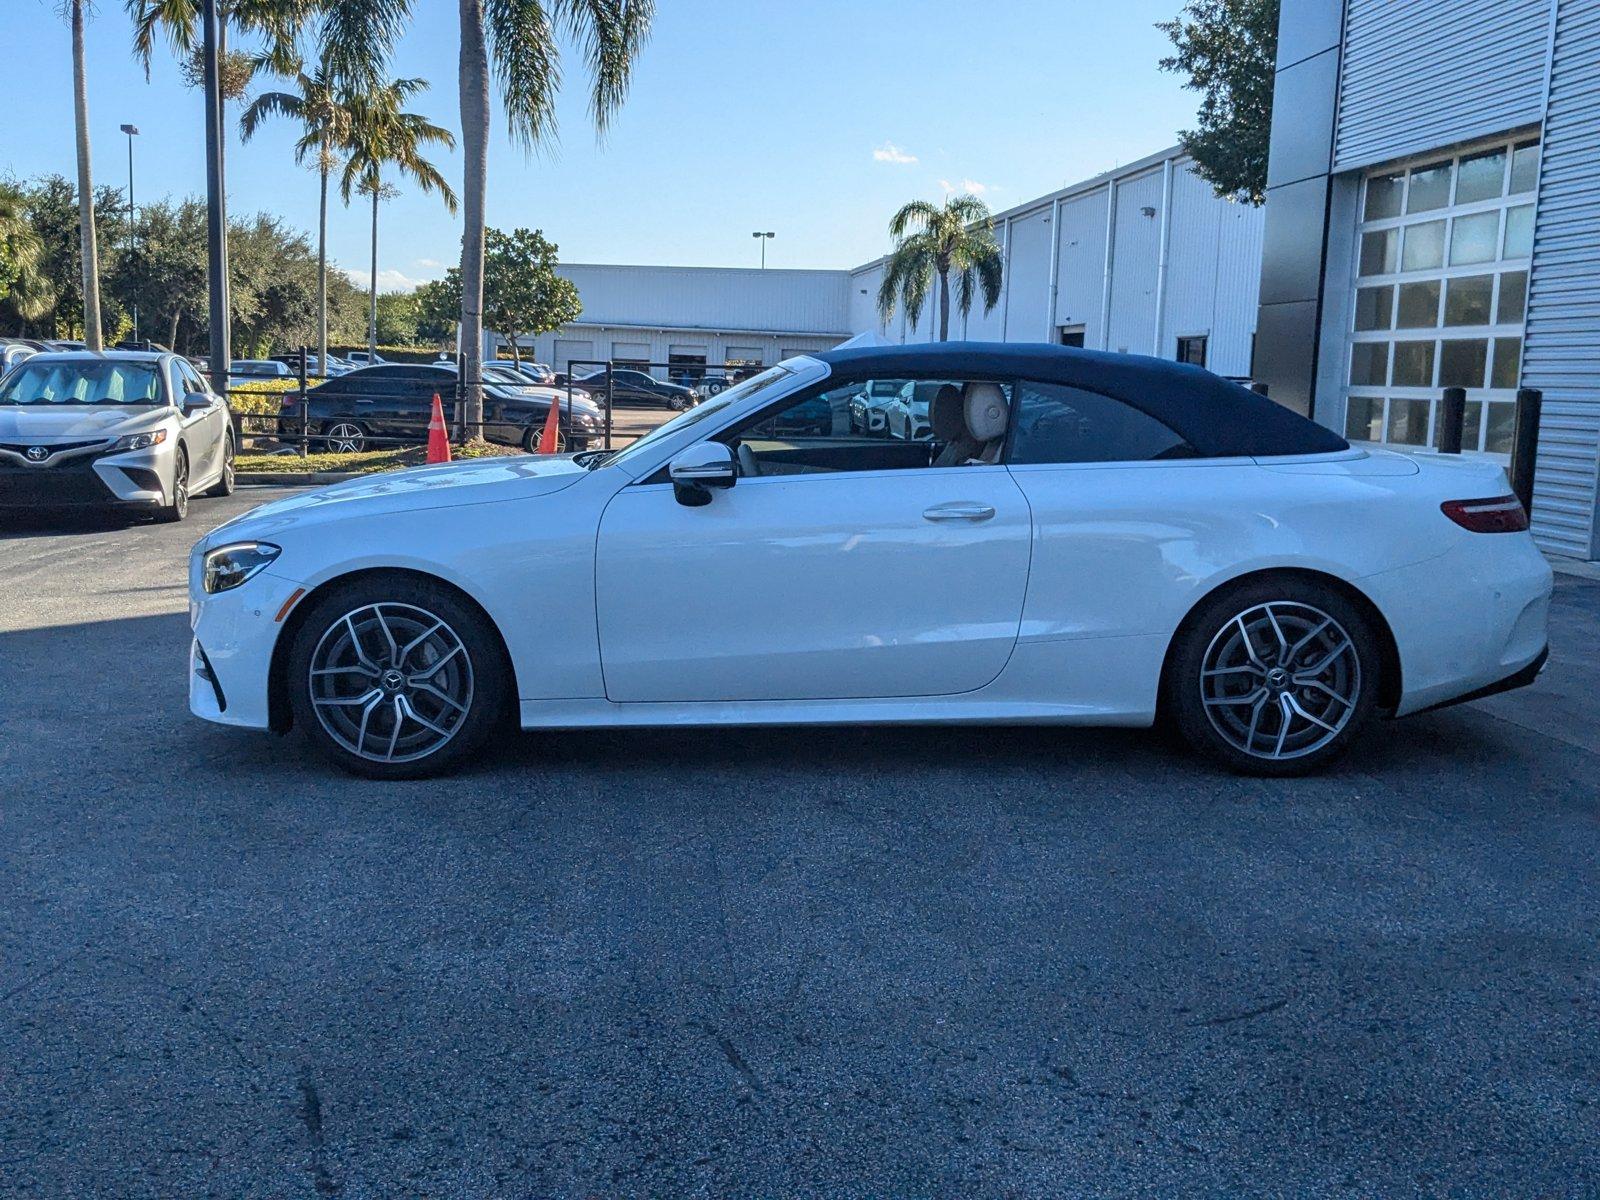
[0,184,50,329]
[339,77,457,360]
[877,195,1004,342]
[241,56,351,374]
[63,0,104,349]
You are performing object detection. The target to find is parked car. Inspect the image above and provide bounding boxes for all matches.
[0,338,38,374]
[229,359,294,388]
[280,363,602,453]
[883,380,943,441]
[495,360,555,385]
[274,352,353,378]
[342,350,388,368]
[575,368,698,411]
[46,339,86,352]
[847,379,904,435]
[0,350,235,521]
[189,342,1552,779]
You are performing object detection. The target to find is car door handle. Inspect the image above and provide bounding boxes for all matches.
[923,501,996,522]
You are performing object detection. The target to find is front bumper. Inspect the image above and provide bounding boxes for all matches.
[189,569,306,730]
[0,444,171,507]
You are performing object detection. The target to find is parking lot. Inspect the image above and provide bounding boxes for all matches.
[2,490,1598,1197]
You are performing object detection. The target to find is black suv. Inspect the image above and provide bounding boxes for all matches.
[277,364,604,453]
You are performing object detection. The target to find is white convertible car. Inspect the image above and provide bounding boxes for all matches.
[188,343,1552,778]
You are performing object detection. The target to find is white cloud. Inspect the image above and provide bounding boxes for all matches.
[344,267,425,293]
[414,257,446,270]
[939,178,993,196]
[873,141,918,165]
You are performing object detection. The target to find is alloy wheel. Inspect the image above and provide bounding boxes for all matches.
[308,603,475,764]
[1199,601,1360,761]
[326,423,366,453]
[172,455,189,517]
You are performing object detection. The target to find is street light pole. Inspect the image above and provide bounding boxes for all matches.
[751,230,775,269]
[201,0,229,390]
[119,124,139,342]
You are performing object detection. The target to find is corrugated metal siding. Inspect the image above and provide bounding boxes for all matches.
[1334,0,1552,172]
[1522,0,1600,559]
[559,264,852,335]
[1002,209,1053,340]
[1106,170,1164,354]
[1159,166,1263,377]
[1053,189,1109,341]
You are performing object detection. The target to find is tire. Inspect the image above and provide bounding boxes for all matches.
[668,395,689,412]
[205,431,236,497]
[287,574,512,779]
[1165,576,1380,776]
[153,446,190,523]
[521,422,566,454]
[323,421,368,454]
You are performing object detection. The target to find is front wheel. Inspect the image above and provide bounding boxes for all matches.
[521,422,567,454]
[205,431,236,497]
[1165,579,1380,776]
[286,575,511,779]
[153,447,189,523]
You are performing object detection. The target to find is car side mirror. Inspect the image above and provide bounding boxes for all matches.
[182,391,212,415]
[668,442,736,507]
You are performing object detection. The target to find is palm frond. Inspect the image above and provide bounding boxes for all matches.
[486,0,560,149]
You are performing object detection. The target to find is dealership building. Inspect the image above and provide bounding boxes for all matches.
[515,146,1265,381]
[1258,0,1600,560]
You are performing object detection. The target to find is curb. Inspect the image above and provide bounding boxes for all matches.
[236,472,364,486]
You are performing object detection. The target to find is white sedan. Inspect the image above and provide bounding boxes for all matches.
[188,344,1552,778]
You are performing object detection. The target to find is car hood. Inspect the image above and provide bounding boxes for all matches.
[204,454,589,547]
[0,405,167,441]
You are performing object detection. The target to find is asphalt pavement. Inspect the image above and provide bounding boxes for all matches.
[1,488,1597,1198]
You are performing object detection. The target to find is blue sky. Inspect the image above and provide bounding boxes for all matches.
[6,0,1201,290]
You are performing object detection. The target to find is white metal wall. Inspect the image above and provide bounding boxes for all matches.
[845,152,1263,377]
[524,326,840,373]
[555,264,853,337]
[1334,0,1554,172]
[1521,0,1600,559]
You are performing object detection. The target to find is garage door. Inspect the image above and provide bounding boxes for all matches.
[553,339,594,374]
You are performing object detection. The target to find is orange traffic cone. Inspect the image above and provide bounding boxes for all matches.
[536,395,562,454]
[427,392,452,463]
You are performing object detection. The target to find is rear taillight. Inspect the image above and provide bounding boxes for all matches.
[1441,495,1529,533]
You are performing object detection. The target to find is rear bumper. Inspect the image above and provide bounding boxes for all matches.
[1363,535,1554,716]
[1411,644,1548,714]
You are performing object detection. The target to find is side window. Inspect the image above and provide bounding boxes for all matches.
[175,361,207,398]
[729,377,1013,477]
[1009,381,1195,465]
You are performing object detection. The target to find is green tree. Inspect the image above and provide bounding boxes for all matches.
[427,227,581,361]
[1157,0,1279,204]
[338,76,456,359]
[373,290,419,345]
[412,277,457,344]
[876,195,1003,342]
[241,55,353,374]
[106,198,209,351]
[0,183,43,314]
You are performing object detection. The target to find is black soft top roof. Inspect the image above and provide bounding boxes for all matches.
[813,342,1348,458]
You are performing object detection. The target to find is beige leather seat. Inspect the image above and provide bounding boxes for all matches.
[932,382,1008,466]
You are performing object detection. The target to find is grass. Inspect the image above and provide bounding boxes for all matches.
[236,439,524,476]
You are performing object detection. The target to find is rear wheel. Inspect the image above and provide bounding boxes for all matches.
[154,447,189,523]
[287,575,511,779]
[323,421,367,454]
[1166,578,1380,776]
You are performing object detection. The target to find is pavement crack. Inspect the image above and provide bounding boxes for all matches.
[0,945,89,1005]
[691,1018,763,1096]
[1190,997,1290,1027]
[297,1074,339,1195]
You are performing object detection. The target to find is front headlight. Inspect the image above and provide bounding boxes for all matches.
[111,429,168,452]
[202,542,281,594]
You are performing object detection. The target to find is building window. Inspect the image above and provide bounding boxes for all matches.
[1345,134,1538,454]
[1176,335,1208,367]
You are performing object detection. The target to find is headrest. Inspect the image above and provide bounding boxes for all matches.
[963,382,1009,442]
[929,384,965,441]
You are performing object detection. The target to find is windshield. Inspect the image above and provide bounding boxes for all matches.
[601,365,796,469]
[0,360,164,406]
